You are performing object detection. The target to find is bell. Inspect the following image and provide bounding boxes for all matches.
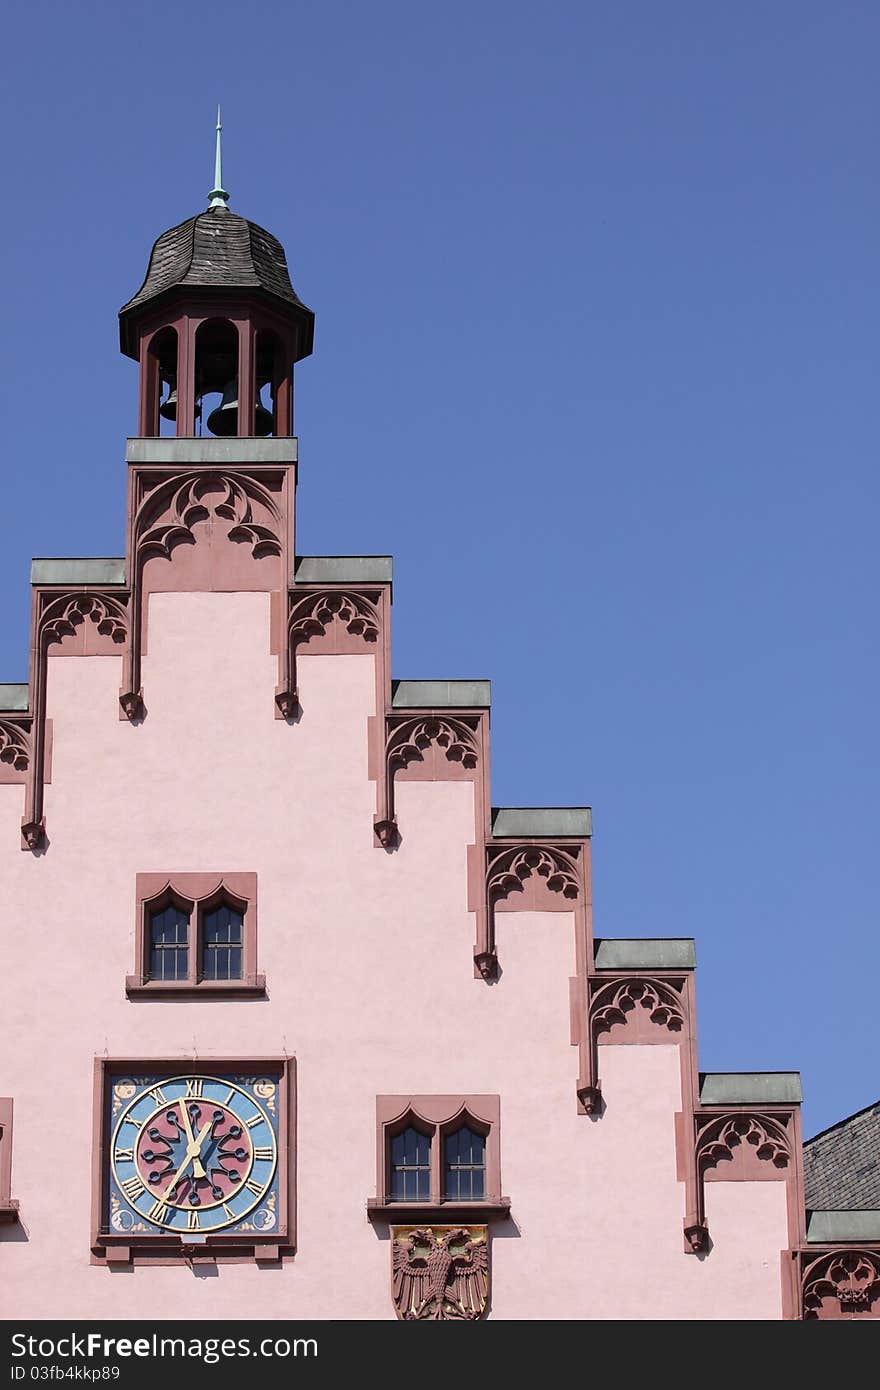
[206,381,273,437]
[158,385,177,421]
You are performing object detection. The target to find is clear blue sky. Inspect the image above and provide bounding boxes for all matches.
[0,3,876,1139]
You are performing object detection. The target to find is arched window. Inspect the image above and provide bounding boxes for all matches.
[443,1125,486,1201]
[128,874,264,998]
[371,1097,506,1217]
[148,902,190,981]
[390,1126,431,1202]
[201,900,244,981]
[141,326,178,437]
[195,318,238,437]
[151,327,179,438]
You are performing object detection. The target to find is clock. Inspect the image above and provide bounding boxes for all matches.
[100,1066,288,1245]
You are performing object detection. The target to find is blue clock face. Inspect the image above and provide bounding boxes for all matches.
[106,1073,280,1236]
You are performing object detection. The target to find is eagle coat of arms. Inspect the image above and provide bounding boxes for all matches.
[392,1225,489,1320]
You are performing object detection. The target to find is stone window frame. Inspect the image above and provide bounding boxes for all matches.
[126,873,265,999]
[0,1099,19,1223]
[367,1095,510,1221]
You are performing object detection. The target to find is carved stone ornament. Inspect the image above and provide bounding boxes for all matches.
[276,588,381,716]
[23,591,130,849]
[479,843,583,979]
[696,1112,790,1175]
[683,1111,792,1254]
[124,469,285,717]
[135,471,283,565]
[0,718,31,773]
[575,974,689,1119]
[375,715,480,845]
[392,1225,489,1320]
[802,1249,880,1318]
[590,977,686,1039]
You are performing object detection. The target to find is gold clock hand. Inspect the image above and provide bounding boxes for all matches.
[160,1118,214,1201]
[178,1098,196,1145]
[161,1150,198,1203]
[178,1100,207,1180]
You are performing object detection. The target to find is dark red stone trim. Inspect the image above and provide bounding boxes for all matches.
[90,1056,295,1266]
[373,713,485,847]
[22,588,129,850]
[676,1106,797,1254]
[0,1098,19,1223]
[471,840,590,983]
[126,872,264,999]
[124,463,294,719]
[275,585,385,719]
[792,1245,880,1319]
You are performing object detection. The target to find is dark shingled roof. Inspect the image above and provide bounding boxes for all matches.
[803,1099,880,1210]
[119,205,313,355]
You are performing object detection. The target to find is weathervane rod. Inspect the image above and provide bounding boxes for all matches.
[208,105,229,208]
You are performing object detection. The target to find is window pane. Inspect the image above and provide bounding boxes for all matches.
[390,1125,431,1202]
[148,905,189,981]
[202,903,244,980]
[444,1125,485,1201]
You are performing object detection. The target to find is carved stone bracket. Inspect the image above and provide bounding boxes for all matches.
[275,588,381,717]
[478,843,583,981]
[575,974,689,1116]
[682,1110,792,1254]
[24,591,130,850]
[800,1247,880,1318]
[125,469,285,717]
[374,714,481,846]
[0,717,31,775]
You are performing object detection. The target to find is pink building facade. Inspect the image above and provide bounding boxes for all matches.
[1,197,878,1321]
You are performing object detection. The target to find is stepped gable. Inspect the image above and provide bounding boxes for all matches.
[804,1100,880,1209]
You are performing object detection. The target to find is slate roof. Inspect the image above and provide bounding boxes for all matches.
[803,1099,880,1210]
[119,206,313,355]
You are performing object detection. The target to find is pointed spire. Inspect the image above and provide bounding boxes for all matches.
[208,105,229,208]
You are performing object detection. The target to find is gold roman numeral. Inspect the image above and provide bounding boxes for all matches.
[222,1088,235,1105]
[222,1203,236,1222]
[187,1209,200,1231]
[253,1146,273,1161]
[114,1147,134,1163]
[185,1079,203,1098]
[245,1113,263,1129]
[122,1117,140,1128]
[121,1175,145,1201]
[245,1178,263,1196]
[147,1085,167,1106]
[148,1200,171,1225]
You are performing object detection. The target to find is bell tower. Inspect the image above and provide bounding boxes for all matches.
[119,110,314,439]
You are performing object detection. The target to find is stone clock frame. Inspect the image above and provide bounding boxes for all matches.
[90,1057,296,1266]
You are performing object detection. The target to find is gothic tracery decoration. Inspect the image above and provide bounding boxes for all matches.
[392,1226,489,1320]
[576,974,688,1116]
[40,593,129,650]
[275,588,381,717]
[696,1112,790,1175]
[802,1249,880,1318]
[684,1111,792,1253]
[590,977,686,1039]
[22,590,131,850]
[0,718,31,774]
[135,472,283,564]
[121,469,286,720]
[374,715,481,846]
[474,843,583,980]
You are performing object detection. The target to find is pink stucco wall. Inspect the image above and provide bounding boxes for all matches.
[0,591,788,1318]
